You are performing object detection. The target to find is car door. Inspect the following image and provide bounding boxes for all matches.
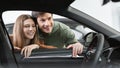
[14,49,84,68]
[0,15,18,68]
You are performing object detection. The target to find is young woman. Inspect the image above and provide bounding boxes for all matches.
[10,14,57,58]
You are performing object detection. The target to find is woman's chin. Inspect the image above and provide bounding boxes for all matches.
[27,36,34,39]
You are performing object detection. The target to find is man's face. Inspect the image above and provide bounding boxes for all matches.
[37,13,53,34]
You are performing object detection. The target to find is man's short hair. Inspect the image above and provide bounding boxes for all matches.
[32,11,52,18]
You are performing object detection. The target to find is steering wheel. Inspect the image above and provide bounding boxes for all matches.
[82,32,105,68]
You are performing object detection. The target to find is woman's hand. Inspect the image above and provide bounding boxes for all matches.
[14,46,21,50]
[21,44,39,58]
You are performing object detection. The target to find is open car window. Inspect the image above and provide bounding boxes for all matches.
[2,10,94,41]
[2,10,94,59]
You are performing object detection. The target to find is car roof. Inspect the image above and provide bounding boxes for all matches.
[0,0,75,12]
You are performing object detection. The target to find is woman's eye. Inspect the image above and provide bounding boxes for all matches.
[24,25,30,28]
[32,25,35,27]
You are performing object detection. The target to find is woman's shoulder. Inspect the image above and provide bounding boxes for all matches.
[9,34,13,41]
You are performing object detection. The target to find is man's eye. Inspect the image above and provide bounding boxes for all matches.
[48,17,51,20]
[40,19,45,22]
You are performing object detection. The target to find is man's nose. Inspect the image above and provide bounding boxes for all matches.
[44,20,49,26]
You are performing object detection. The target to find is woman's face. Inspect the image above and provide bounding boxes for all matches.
[23,19,36,40]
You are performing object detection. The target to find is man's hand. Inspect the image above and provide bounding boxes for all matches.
[66,42,83,58]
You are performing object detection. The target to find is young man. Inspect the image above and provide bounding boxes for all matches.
[32,11,84,57]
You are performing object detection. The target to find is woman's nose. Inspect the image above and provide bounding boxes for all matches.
[29,26,33,30]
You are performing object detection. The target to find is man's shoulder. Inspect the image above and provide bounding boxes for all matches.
[54,21,66,25]
[54,21,69,29]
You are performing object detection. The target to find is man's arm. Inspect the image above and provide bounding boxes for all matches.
[66,42,83,57]
[61,24,84,57]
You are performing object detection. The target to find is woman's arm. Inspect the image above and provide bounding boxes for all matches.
[40,44,57,49]
[38,40,57,49]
